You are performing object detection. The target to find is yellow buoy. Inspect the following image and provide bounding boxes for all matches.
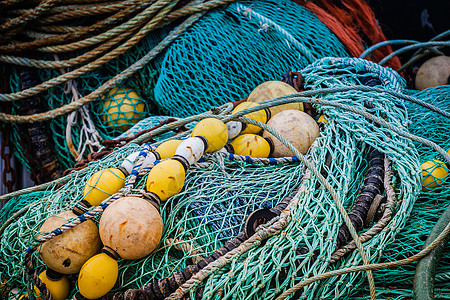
[83,168,126,207]
[156,139,183,159]
[102,87,146,132]
[146,159,186,201]
[78,252,118,299]
[247,81,303,116]
[99,196,163,260]
[232,102,269,134]
[263,110,320,157]
[415,56,450,91]
[34,270,70,300]
[38,211,101,274]
[421,159,448,191]
[192,118,228,152]
[230,134,272,158]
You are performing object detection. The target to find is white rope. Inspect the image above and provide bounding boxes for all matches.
[54,54,103,161]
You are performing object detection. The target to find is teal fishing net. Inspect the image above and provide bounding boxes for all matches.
[6,0,349,173]
[154,0,349,117]
[3,57,445,299]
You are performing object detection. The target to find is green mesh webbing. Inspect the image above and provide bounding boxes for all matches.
[6,0,349,172]
[2,58,446,299]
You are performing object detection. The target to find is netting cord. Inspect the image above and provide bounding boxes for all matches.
[413,197,450,299]
[328,156,395,264]
[235,3,317,63]
[168,116,377,300]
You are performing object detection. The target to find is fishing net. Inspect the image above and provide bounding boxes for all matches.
[5,0,349,174]
[349,86,450,299]
[3,57,447,300]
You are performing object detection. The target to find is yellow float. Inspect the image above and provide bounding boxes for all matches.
[102,87,146,132]
[421,159,448,191]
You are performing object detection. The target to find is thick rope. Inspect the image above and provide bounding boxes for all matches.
[0,0,142,52]
[0,0,235,105]
[328,157,396,264]
[0,0,172,68]
[0,0,60,32]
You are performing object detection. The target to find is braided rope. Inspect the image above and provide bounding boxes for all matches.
[328,157,396,264]
[34,1,132,25]
[0,0,142,52]
[0,0,60,32]
[39,0,166,53]
[0,0,171,68]
[218,150,300,165]
[235,3,317,63]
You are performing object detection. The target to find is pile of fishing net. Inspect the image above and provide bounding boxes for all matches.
[3,0,350,176]
[1,57,449,300]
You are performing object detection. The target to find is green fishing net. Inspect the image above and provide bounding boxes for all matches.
[6,0,349,173]
[3,57,447,299]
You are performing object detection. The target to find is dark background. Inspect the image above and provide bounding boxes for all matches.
[369,0,450,41]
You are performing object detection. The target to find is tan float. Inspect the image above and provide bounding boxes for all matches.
[99,196,163,260]
[247,81,303,116]
[415,56,450,91]
[38,211,101,274]
[263,110,319,157]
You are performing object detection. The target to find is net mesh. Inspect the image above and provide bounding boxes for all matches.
[2,57,449,299]
[6,0,349,172]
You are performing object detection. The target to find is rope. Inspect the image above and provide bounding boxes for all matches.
[0,0,169,68]
[276,202,450,299]
[328,157,395,264]
[235,3,317,63]
[0,0,235,106]
[359,40,444,61]
[0,0,60,32]
[378,41,450,66]
[0,0,142,52]
[398,29,450,72]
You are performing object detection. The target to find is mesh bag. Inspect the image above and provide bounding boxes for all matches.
[2,57,442,299]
